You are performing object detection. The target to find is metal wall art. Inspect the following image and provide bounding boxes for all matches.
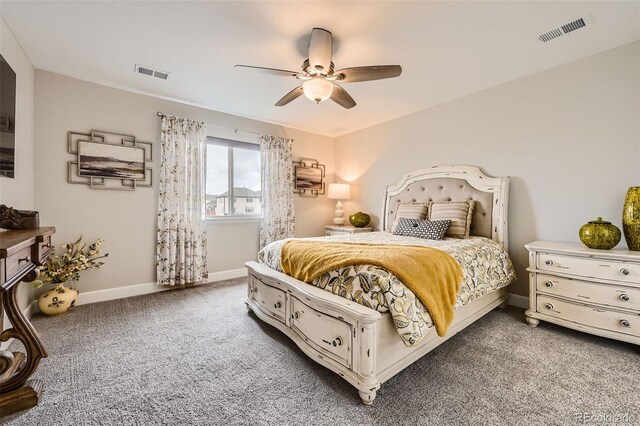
[67,129,153,190]
[293,157,325,197]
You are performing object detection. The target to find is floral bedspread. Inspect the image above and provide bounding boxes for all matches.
[258,232,516,346]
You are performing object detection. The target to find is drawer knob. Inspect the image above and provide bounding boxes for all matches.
[544,260,553,266]
[619,268,630,276]
[294,311,300,319]
[42,243,52,248]
[620,319,630,328]
[18,256,31,264]
[274,301,282,309]
[544,303,554,310]
[332,337,343,347]
[619,294,630,302]
[544,281,553,288]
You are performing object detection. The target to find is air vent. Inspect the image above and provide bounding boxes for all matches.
[538,15,590,43]
[135,64,171,80]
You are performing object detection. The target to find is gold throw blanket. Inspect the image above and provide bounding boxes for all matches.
[281,241,463,337]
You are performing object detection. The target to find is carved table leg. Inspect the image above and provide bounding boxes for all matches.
[0,269,48,417]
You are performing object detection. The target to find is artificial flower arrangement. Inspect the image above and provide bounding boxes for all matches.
[32,236,109,289]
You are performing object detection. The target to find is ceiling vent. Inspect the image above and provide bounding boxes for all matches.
[538,15,589,43]
[135,64,170,80]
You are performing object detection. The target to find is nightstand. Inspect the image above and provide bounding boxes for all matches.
[324,225,373,236]
[525,241,639,345]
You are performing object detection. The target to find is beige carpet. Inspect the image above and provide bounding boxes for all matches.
[5,278,639,425]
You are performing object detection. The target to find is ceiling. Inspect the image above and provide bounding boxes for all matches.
[2,1,639,137]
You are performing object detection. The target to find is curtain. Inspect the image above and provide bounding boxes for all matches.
[156,115,208,286]
[259,134,295,249]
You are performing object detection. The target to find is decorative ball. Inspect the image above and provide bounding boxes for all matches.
[349,212,371,228]
[579,217,621,250]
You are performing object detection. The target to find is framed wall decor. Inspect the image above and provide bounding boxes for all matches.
[293,158,325,197]
[67,129,153,190]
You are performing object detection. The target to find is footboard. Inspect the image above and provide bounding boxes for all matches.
[245,261,383,404]
[245,261,508,404]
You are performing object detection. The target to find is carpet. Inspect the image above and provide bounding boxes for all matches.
[4,278,639,425]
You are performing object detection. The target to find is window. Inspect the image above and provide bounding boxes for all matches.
[206,137,261,218]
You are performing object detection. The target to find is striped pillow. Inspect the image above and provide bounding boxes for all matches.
[390,202,430,233]
[429,200,475,238]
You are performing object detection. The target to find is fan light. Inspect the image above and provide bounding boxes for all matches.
[302,78,333,103]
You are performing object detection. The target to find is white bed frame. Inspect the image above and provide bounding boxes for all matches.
[245,165,510,404]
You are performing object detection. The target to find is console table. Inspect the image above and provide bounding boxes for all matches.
[0,227,55,416]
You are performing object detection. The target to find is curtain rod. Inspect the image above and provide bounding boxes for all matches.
[156,111,261,137]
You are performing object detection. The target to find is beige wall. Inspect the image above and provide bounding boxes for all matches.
[34,70,335,293]
[335,41,640,297]
[0,16,36,315]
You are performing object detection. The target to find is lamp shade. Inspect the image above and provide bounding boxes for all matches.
[327,183,350,200]
[303,78,334,103]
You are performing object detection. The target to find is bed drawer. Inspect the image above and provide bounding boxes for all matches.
[290,296,352,368]
[537,295,638,337]
[536,274,640,311]
[249,275,286,323]
[537,252,639,284]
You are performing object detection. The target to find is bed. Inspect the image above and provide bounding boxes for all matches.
[245,165,514,404]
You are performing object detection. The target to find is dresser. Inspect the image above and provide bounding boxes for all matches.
[324,225,373,236]
[525,241,639,345]
[0,227,55,416]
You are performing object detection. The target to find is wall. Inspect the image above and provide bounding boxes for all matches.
[34,70,335,293]
[0,15,36,315]
[335,41,640,298]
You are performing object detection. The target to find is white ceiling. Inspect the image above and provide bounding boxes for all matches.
[2,1,639,137]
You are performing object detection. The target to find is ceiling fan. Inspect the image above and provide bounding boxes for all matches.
[235,28,402,109]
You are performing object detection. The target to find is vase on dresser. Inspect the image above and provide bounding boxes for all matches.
[623,186,640,251]
[38,282,78,315]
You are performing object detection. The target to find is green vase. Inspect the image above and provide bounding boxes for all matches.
[623,186,640,251]
[349,212,371,228]
[579,217,621,250]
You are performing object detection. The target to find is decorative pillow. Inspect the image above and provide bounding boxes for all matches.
[390,202,430,233]
[429,200,475,238]
[393,217,451,240]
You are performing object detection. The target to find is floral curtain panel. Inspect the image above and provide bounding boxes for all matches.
[259,135,295,249]
[157,115,208,286]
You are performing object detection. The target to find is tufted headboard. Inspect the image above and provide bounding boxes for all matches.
[381,165,510,250]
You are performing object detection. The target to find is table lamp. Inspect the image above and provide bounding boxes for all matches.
[327,183,351,225]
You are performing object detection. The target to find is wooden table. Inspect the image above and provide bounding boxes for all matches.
[0,227,55,417]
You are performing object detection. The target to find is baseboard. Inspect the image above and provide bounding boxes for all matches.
[207,268,246,282]
[507,293,529,309]
[31,268,248,311]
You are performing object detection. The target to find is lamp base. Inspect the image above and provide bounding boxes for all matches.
[333,201,345,226]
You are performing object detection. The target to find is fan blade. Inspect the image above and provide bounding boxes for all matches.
[235,65,301,78]
[330,84,356,109]
[308,28,332,73]
[275,86,304,106]
[334,65,402,82]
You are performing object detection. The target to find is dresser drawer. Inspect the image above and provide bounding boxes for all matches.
[291,296,352,368]
[249,275,286,323]
[537,252,639,284]
[5,247,35,282]
[537,295,639,337]
[38,235,54,263]
[536,274,640,311]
